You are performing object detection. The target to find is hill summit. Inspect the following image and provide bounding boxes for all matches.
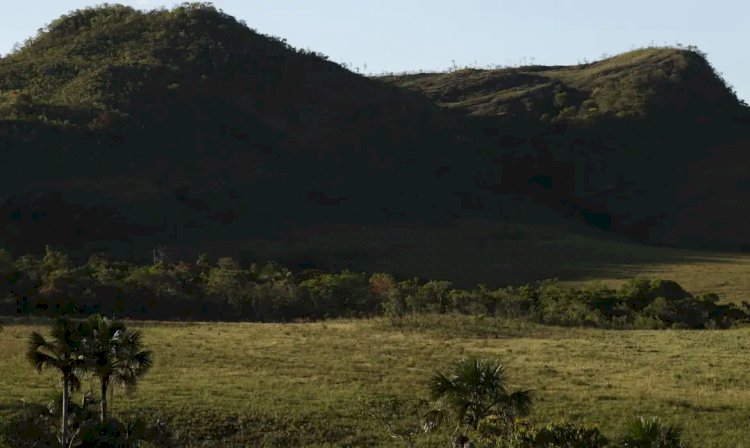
[382,47,747,123]
[0,4,482,257]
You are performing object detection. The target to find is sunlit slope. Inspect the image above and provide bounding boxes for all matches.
[381,48,745,121]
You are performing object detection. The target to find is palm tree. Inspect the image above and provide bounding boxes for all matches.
[620,416,686,448]
[85,314,153,422]
[27,317,92,447]
[423,357,533,446]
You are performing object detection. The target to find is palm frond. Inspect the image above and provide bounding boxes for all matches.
[27,350,59,372]
[27,332,61,371]
[88,318,153,404]
[132,349,154,376]
[428,372,453,399]
[28,331,55,354]
[506,389,534,418]
[622,416,685,447]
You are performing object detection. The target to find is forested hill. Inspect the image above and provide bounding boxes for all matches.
[1,3,750,269]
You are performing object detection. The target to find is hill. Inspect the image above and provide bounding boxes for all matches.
[381,47,746,122]
[0,4,489,259]
[383,49,750,247]
[1,4,750,277]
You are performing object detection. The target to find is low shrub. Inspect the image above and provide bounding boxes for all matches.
[477,417,608,448]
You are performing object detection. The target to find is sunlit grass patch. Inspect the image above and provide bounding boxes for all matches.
[1,317,748,446]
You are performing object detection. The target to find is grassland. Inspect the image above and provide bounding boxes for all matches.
[380,47,740,121]
[2,316,749,447]
[257,218,750,304]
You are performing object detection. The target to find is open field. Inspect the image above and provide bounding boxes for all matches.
[2,316,749,447]
[251,219,750,304]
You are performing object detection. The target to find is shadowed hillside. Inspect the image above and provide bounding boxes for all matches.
[1,4,750,276]
[0,4,491,259]
[383,48,750,248]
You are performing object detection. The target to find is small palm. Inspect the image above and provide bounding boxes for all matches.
[621,416,686,448]
[425,357,533,432]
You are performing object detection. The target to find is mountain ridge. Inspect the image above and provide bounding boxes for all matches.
[381,47,748,123]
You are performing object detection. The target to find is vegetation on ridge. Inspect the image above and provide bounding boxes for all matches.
[382,47,750,249]
[381,46,748,123]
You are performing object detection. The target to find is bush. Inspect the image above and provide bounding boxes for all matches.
[1,400,173,448]
[300,270,374,318]
[477,418,608,448]
[533,421,609,447]
[77,412,174,448]
[407,280,452,313]
[245,278,302,321]
[380,277,419,317]
[1,401,59,447]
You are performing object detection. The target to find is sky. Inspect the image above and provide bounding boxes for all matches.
[2,1,748,102]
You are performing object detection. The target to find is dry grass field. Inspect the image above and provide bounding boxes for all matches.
[1,316,748,447]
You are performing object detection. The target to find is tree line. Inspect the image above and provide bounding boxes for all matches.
[1,246,748,328]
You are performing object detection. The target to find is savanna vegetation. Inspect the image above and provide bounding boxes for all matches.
[0,248,745,446]
[1,3,749,446]
[2,317,747,447]
[1,245,746,446]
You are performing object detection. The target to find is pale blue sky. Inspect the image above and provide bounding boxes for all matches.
[2,1,748,101]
